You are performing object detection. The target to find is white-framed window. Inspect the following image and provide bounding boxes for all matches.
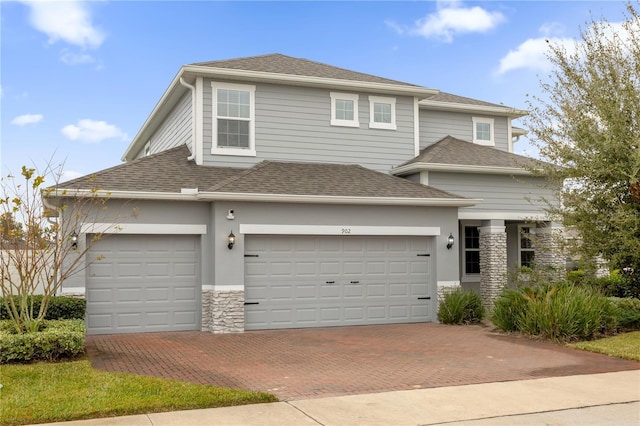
[464,225,481,275]
[144,141,151,157]
[518,225,535,268]
[212,82,256,156]
[472,117,495,146]
[330,92,359,127]
[368,96,397,130]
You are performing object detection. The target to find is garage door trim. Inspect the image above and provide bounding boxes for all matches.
[240,224,440,236]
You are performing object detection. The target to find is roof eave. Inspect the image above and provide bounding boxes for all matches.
[198,191,480,207]
[392,162,534,176]
[419,100,528,118]
[182,65,439,97]
[122,69,189,162]
[48,188,199,201]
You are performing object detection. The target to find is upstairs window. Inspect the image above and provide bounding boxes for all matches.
[472,117,495,146]
[212,82,256,156]
[464,226,480,274]
[369,96,397,130]
[519,226,535,268]
[330,92,359,127]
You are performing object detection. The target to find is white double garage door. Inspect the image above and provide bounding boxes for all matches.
[86,234,435,334]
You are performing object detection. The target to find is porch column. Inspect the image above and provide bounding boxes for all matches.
[535,221,566,281]
[479,220,507,311]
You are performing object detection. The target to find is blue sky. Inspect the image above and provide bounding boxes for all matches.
[1,0,630,181]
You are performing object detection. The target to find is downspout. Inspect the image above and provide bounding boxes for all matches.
[179,77,197,161]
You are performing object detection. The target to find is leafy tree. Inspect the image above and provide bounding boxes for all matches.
[0,164,119,333]
[525,3,640,286]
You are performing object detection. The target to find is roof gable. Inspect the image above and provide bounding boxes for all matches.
[208,160,463,199]
[397,136,543,171]
[191,54,420,88]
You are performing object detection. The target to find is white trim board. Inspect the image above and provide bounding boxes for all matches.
[240,224,440,236]
[80,223,207,234]
[458,212,547,221]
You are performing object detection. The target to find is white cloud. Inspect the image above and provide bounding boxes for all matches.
[61,119,128,143]
[20,0,105,49]
[60,49,96,65]
[11,113,43,126]
[60,170,84,183]
[497,18,639,75]
[412,1,506,43]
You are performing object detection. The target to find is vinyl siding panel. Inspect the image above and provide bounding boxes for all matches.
[203,81,416,172]
[137,92,192,159]
[428,172,553,214]
[419,110,510,152]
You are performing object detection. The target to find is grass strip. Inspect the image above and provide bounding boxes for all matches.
[569,331,640,361]
[0,359,277,425]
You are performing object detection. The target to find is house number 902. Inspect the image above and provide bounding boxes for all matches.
[341,228,352,234]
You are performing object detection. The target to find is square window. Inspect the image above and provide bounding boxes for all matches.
[335,99,354,121]
[369,96,397,130]
[330,92,359,127]
[472,117,494,146]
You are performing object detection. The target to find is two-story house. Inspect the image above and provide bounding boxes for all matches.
[53,54,562,335]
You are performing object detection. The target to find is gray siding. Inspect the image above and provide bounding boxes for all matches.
[428,172,553,214]
[203,81,416,172]
[136,92,192,159]
[419,110,509,152]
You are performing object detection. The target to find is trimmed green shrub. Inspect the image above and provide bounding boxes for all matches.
[594,273,640,299]
[0,296,85,321]
[0,319,86,364]
[438,290,485,325]
[609,297,640,330]
[491,283,617,341]
[491,287,529,332]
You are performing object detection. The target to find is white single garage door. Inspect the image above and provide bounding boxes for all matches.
[244,235,434,330]
[86,234,200,335]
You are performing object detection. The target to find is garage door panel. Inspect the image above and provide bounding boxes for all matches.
[174,262,197,277]
[245,235,434,330]
[344,306,365,320]
[147,287,170,302]
[319,262,340,275]
[295,262,316,276]
[175,286,197,301]
[319,239,340,252]
[86,234,200,335]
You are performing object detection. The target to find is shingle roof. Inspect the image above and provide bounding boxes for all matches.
[400,136,543,169]
[191,54,421,88]
[208,160,462,199]
[57,145,243,192]
[56,144,466,201]
[421,91,506,108]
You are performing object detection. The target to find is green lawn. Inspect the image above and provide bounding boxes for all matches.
[569,331,640,361]
[0,359,277,426]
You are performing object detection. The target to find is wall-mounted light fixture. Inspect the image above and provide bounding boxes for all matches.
[227,231,235,250]
[71,232,78,250]
[446,233,454,250]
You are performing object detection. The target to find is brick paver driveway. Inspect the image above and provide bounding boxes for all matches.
[86,324,639,401]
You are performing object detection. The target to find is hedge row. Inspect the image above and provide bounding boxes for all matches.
[0,296,85,320]
[0,319,86,363]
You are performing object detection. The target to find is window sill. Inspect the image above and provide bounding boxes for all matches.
[369,122,397,130]
[211,147,257,157]
[330,119,360,128]
[473,139,495,147]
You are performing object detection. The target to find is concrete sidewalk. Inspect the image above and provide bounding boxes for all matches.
[39,370,640,426]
